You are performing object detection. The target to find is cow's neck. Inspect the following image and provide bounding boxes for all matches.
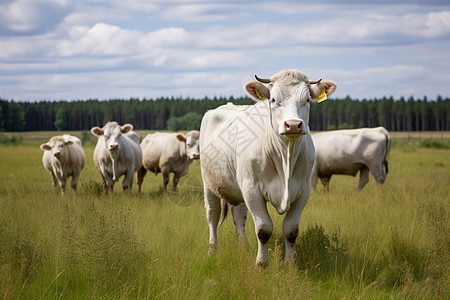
[264,129,303,214]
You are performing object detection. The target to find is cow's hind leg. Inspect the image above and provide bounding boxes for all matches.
[137,166,147,193]
[320,176,331,192]
[369,163,386,185]
[358,166,370,190]
[204,187,221,256]
[231,203,248,247]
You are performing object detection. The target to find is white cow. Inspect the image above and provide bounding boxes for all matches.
[137,130,200,193]
[200,69,337,266]
[91,122,142,195]
[40,134,86,195]
[311,127,391,191]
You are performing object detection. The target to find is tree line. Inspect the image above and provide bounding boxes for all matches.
[0,95,449,132]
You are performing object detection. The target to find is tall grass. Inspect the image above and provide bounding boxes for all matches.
[0,135,449,299]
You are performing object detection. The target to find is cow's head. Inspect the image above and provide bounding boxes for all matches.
[40,136,73,159]
[245,69,336,139]
[177,130,200,160]
[91,122,133,152]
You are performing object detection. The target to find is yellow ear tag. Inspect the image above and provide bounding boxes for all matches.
[317,88,327,103]
[255,88,263,100]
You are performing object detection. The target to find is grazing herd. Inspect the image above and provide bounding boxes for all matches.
[39,69,391,265]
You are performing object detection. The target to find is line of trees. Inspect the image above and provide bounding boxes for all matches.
[1,95,449,132]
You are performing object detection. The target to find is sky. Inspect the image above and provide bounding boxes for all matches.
[1,0,450,102]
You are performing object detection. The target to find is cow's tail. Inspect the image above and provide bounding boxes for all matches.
[381,127,391,175]
[218,199,228,227]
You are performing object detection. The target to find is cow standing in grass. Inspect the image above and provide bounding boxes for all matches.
[199,69,337,266]
[311,127,391,191]
[40,134,86,195]
[137,131,200,193]
[91,122,142,195]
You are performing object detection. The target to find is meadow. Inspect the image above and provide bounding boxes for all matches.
[0,131,449,299]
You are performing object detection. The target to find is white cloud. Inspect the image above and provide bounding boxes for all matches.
[0,0,72,35]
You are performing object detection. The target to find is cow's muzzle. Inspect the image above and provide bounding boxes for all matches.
[282,119,304,136]
[191,153,200,159]
[109,144,119,151]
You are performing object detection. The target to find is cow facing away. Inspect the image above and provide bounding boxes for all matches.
[199,70,337,266]
[311,127,391,191]
[91,122,142,195]
[40,134,86,195]
[137,131,200,193]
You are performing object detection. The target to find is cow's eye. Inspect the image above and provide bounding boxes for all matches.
[187,143,191,147]
[307,98,310,103]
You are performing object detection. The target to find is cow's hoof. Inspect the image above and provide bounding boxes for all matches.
[208,244,217,256]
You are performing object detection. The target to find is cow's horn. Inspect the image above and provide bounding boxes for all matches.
[255,75,271,84]
[309,79,322,84]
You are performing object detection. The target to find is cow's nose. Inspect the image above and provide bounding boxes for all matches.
[109,144,119,151]
[192,153,200,159]
[284,119,302,134]
[54,152,61,157]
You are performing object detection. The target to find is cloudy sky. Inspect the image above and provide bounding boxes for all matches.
[1,0,449,102]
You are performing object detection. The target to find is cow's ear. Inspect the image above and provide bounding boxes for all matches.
[309,80,337,101]
[121,124,133,134]
[91,127,103,137]
[244,81,270,101]
[40,143,51,151]
[176,134,186,142]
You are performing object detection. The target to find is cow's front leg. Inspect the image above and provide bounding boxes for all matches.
[282,195,309,263]
[161,167,170,192]
[172,175,180,193]
[122,171,134,195]
[137,166,147,193]
[55,173,66,195]
[358,166,370,190]
[71,173,79,195]
[101,169,115,194]
[244,191,273,266]
[50,171,58,188]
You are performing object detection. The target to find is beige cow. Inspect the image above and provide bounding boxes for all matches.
[137,131,200,193]
[91,122,142,195]
[40,134,86,195]
[311,127,391,191]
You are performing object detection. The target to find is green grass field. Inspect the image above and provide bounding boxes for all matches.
[0,132,449,299]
